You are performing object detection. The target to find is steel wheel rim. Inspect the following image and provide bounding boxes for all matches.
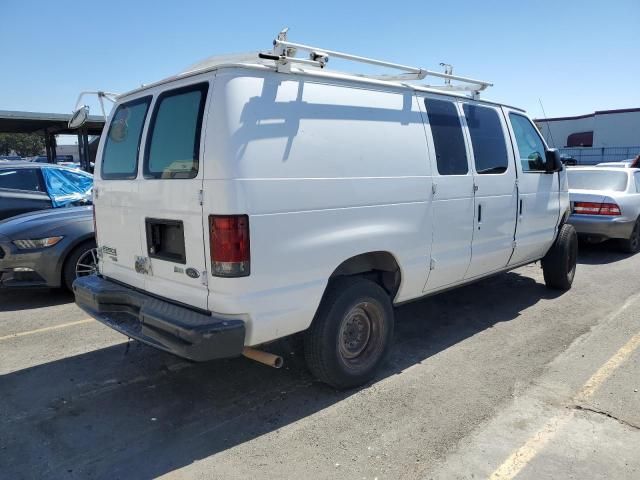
[338,300,385,370]
[76,248,98,278]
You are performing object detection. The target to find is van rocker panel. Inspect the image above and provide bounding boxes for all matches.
[73,275,245,362]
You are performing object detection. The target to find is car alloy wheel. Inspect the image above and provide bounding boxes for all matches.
[75,247,98,278]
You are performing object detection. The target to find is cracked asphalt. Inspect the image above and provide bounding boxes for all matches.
[1,241,639,479]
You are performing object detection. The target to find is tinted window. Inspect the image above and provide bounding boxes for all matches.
[635,172,640,193]
[425,98,468,175]
[463,104,509,174]
[567,170,629,192]
[509,113,547,172]
[0,168,43,191]
[144,83,208,179]
[101,96,151,180]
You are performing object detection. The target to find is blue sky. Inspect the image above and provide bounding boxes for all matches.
[2,0,639,122]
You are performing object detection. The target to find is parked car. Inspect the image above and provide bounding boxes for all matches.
[0,155,23,162]
[566,167,640,252]
[596,161,635,168]
[73,36,575,389]
[0,163,93,221]
[0,206,96,289]
[560,154,578,166]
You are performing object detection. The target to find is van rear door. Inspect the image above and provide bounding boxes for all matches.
[96,95,152,291]
[137,81,211,310]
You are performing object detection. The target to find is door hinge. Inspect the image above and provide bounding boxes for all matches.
[198,189,204,206]
[473,183,479,192]
[512,240,517,249]
[515,178,519,187]
[430,258,436,270]
[201,270,208,286]
[432,183,437,195]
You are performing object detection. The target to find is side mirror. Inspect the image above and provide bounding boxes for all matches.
[545,149,563,173]
[68,105,89,129]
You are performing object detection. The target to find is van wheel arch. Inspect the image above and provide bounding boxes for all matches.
[329,251,401,299]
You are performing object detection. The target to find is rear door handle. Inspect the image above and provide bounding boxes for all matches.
[478,204,482,223]
[519,199,523,216]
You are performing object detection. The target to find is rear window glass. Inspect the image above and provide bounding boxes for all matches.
[424,98,468,175]
[101,96,151,180]
[463,104,509,174]
[567,170,629,192]
[144,83,209,179]
[0,168,43,191]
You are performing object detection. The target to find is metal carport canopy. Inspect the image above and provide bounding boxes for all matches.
[0,110,104,135]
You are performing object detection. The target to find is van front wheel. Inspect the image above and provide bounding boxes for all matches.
[542,224,578,291]
[304,278,394,389]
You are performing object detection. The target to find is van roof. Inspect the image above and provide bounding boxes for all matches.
[118,52,526,113]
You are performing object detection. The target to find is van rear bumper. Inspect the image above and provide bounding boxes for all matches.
[73,275,245,362]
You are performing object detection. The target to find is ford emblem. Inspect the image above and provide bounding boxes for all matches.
[186,268,200,279]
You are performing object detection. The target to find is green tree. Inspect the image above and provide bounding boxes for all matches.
[0,133,45,157]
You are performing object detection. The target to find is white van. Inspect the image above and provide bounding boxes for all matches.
[73,32,576,388]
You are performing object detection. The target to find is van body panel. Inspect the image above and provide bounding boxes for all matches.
[200,70,433,343]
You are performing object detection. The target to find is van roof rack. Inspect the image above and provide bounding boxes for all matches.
[258,28,493,99]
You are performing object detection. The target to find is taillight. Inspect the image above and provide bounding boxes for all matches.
[209,215,250,277]
[573,202,621,216]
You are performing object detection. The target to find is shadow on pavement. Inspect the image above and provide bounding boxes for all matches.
[0,288,74,312]
[1,271,563,479]
[577,240,635,265]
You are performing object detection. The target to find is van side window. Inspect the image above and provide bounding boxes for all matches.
[509,113,547,172]
[101,96,151,180]
[463,104,509,174]
[635,172,640,193]
[424,98,468,175]
[144,83,209,179]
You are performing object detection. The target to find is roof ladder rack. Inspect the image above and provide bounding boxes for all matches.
[258,28,493,99]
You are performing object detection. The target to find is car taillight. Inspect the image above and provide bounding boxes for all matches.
[573,202,621,216]
[209,215,250,277]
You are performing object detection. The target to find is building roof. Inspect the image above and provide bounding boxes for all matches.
[535,107,640,123]
[0,110,105,135]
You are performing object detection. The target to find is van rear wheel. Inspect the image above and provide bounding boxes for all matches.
[304,277,394,389]
[542,224,578,291]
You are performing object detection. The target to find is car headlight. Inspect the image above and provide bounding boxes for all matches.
[13,236,64,249]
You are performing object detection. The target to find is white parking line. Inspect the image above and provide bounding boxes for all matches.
[0,319,94,341]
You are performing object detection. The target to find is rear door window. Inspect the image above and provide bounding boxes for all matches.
[144,83,209,179]
[0,168,44,191]
[567,170,629,192]
[463,104,509,174]
[101,96,151,180]
[424,98,468,175]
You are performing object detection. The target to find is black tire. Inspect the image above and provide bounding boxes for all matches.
[542,224,578,290]
[618,217,640,254]
[63,240,97,291]
[304,277,394,389]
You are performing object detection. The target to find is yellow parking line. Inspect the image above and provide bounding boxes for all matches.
[0,319,94,341]
[489,330,640,480]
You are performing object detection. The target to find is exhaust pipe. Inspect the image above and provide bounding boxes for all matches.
[242,347,283,369]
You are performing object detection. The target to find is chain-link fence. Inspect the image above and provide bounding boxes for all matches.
[558,146,640,165]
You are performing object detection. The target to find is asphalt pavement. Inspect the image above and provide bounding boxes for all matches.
[1,242,638,479]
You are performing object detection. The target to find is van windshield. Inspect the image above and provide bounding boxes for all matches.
[101,97,151,179]
[567,170,629,192]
